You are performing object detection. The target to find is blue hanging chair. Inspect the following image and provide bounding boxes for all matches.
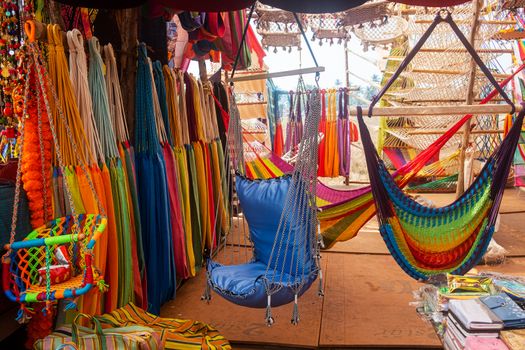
[205,91,323,326]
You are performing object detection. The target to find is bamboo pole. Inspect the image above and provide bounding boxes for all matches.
[415,19,514,25]
[198,59,208,82]
[227,66,325,82]
[419,48,513,54]
[384,68,510,79]
[457,0,482,197]
[406,129,503,135]
[350,103,520,116]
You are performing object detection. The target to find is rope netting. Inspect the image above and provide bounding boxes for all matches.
[379,3,514,178]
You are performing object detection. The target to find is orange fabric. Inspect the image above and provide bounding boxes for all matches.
[100,163,119,312]
[75,166,108,315]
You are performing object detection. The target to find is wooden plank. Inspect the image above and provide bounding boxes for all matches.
[351,103,520,117]
[319,253,442,348]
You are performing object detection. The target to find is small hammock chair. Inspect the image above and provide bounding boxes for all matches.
[204,89,323,326]
[2,21,107,318]
[357,10,524,281]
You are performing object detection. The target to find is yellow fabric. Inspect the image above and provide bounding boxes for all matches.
[193,142,211,251]
[175,146,196,276]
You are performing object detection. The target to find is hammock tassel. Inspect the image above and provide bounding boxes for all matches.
[16,304,34,324]
[64,298,79,311]
[201,275,212,303]
[97,279,109,293]
[291,294,300,325]
[318,268,325,297]
[317,223,325,249]
[265,294,274,326]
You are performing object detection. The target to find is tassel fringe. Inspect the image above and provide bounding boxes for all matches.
[291,294,299,325]
[265,294,274,326]
[201,277,212,303]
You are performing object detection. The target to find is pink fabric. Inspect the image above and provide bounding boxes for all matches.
[465,337,509,350]
[163,143,189,279]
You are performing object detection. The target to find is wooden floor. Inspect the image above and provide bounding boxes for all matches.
[161,189,525,349]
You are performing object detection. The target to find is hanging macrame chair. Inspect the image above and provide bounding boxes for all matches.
[2,21,107,317]
[357,10,524,281]
[204,90,323,326]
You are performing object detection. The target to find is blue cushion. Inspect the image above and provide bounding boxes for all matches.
[235,175,314,273]
[208,260,317,308]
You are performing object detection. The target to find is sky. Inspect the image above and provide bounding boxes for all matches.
[261,32,385,91]
[188,26,386,92]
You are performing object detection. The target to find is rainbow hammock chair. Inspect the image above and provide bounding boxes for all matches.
[2,23,106,318]
[204,90,323,326]
[356,10,525,281]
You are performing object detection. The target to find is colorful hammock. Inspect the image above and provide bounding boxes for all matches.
[356,10,523,280]
[358,105,524,279]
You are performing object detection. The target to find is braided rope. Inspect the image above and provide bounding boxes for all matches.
[264,90,321,295]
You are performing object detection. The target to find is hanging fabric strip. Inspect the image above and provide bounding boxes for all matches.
[135,43,176,314]
[103,43,146,309]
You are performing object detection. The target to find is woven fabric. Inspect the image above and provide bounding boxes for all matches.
[358,107,525,280]
[98,303,232,349]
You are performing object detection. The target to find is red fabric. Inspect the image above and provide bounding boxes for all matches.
[389,0,470,6]
[247,24,265,68]
[154,0,254,11]
[273,123,284,157]
[317,91,327,177]
[350,121,359,142]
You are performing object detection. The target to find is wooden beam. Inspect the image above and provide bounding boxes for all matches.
[415,19,515,25]
[385,68,510,79]
[457,0,482,197]
[406,129,504,135]
[397,98,506,103]
[419,48,513,54]
[350,104,520,116]
[227,66,325,82]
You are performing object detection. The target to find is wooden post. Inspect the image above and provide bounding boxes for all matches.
[344,40,350,186]
[115,7,139,141]
[198,59,208,82]
[456,0,482,198]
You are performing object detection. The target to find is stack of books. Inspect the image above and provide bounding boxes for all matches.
[444,299,504,350]
[480,294,525,329]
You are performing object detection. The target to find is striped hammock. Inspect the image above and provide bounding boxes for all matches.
[357,106,525,280]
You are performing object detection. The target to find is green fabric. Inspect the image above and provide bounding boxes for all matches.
[122,146,146,279]
[186,146,203,270]
[108,158,134,307]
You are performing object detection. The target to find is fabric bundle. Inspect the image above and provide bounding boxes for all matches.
[66,28,109,315]
[135,43,177,314]
[89,36,136,310]
[103,43,148,309]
